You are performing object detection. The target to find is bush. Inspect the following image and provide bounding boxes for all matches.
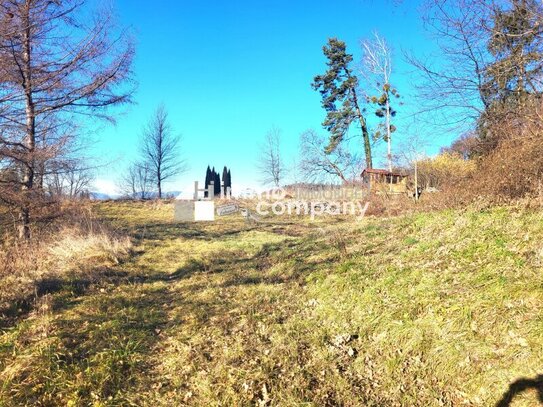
[471,133,543,202]
[416,152,476,190]
[459,99,543,203]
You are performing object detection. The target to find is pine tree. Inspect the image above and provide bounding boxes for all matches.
[478,0,543,150]
[369,85,400,171]
[483,0,543,105]
[312,38,373,169]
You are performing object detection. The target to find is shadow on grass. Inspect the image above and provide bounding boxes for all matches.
[219,239,331,288]
[1,218,318,329]
[2,263,242,404]
[496,375,543,406]
[129,221,259,242]
[0,276,95,329]
[2,284,176,405]
[1,211,338,405]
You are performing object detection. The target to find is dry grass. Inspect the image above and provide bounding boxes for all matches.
[47,228,131,272]
[0,204,132,325]
[0,200,542,406]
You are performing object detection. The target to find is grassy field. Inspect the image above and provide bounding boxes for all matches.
[1,201,543,406]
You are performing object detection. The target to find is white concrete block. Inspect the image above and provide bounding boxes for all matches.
[195,201,215,221]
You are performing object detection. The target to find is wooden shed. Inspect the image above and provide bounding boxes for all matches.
[361,168,408,195]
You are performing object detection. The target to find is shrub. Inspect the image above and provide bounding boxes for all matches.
[416,153,476,190]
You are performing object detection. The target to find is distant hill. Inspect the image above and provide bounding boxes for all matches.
[89,192,117,200]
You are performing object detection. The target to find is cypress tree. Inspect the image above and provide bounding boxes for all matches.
[214,172,221,196]
[222,165,228,194]
[204,165,211,198]
[222,166,228,195]
[210,167,216,197]
[227,169,232,190]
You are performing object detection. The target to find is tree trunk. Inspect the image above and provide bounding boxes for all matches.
[385,92,393,192]
[385,96,392,173]
[414,160,419,202]
[18,208,31,240]
[19,2,36,240]
[352,90,373,169]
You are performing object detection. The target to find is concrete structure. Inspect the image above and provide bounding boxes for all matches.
[194,201,215,221]
[174,200,195,222]
[174,180,227,222]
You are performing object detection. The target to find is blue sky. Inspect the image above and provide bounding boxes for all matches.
[91,0,449,195]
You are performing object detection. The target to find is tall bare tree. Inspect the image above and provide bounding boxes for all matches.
[258,126,284,187]
[407,0,494,128]
[299,129,362,183]
[361,33,400,173]
[140,105,186,199]
[0,0,135,238]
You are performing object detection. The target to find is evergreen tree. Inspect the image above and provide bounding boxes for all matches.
[222,166,228,195]
[312,38,373,169]
[478,0,543,150]
[227,169,232,190]
[369,84,400,171]
[210,167,216,197]
[204,165,211,198]
[483,0,543,105]
[214,172,221,196]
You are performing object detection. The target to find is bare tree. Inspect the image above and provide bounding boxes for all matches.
[0,0,135,238]
[46,165,93,199]
[118,161,151,200]
[398,123,429,201]
[361,33,398,172]
[258,127,284,187]
[140,105,187,199]
[407,0,495,128]
[299,129,362,184]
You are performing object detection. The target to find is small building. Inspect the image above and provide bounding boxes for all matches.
[361,168,408,195]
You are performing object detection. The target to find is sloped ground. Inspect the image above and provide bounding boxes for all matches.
[1,201,542,406]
